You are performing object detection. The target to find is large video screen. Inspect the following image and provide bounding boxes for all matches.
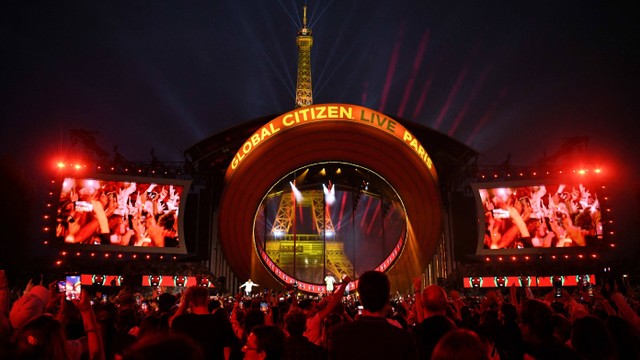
[55,175,190,254]
[472,181,604,255]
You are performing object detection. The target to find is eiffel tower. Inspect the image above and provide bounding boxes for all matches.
[295,5,313,108]
[266,189,353,283]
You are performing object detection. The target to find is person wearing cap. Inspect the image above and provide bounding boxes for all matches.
[9,283,51,331]
[10,288,105,360]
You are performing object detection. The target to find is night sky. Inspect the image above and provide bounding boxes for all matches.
[2,1,639,258]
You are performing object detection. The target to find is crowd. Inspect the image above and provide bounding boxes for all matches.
[0,268,638,359]
[57,180,181,248]
[481,184,602,249]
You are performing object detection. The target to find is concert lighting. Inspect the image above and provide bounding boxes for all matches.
[290,181,303,202]
[323,182,335,205]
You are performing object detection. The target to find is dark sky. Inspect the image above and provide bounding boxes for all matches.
[2,1,639,254]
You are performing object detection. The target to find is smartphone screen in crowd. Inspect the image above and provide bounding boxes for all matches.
[65,275,82,301]
[260,302,269,312]
[57,281,66,294]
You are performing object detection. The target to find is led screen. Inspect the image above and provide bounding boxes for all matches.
[55,175,190,254]
[462,274,597,288]
[472,181,604,255]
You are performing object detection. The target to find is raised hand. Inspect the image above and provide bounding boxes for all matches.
[74,289,92,313]
[24,279,34,295]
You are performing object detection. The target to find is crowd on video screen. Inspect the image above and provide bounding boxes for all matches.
[480,183,602,249]
[56,177,184,247]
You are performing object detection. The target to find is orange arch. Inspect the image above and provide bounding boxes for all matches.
[218,105,442,292]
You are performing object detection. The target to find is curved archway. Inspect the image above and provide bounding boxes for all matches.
[218,104,442,292]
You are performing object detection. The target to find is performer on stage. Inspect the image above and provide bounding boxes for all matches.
[324,273,337,293]
[239,278,259,297]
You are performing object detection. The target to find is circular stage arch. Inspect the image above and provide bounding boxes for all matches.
[218,104,442,292]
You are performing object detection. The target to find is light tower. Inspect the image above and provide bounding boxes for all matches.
[295,6,313,108]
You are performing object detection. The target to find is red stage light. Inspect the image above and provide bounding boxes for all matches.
[524,256,530,260]
[61,251,67,256]
[55,260,62,266]
[485,257,490,262]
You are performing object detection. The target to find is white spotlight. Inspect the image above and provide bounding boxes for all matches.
[290,181,303,202]
[323,181,335,205]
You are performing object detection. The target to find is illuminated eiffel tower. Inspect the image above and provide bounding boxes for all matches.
[266,189,353,283]
[295,6,313,108]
